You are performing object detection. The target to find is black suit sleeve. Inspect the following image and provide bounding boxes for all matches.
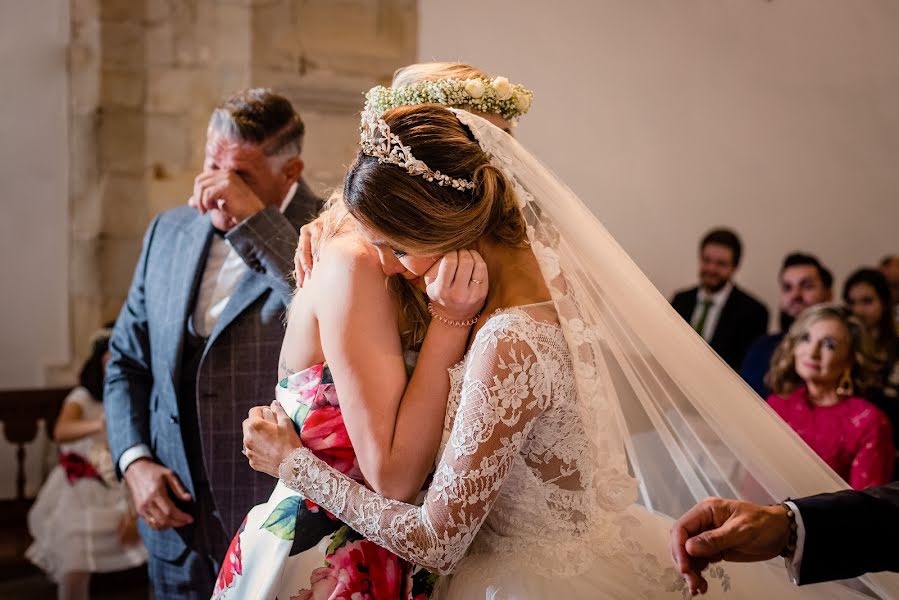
[226,206,300,305]
[794,483,899,584]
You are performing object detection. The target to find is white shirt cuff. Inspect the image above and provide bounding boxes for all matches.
[783,500,806,584]
[118,444,153,474]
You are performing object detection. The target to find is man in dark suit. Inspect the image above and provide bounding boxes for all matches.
[671,228,769,370]
[105,88,321,599]
[740,253,832,397]
[669,487,899,594]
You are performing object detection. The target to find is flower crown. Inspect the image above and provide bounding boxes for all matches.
[359,109,476,191]
[364,76,533,123]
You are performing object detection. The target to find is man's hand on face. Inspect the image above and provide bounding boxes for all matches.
[189,169,266,231]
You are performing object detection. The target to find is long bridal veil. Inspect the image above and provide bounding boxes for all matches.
[450,108,899,599]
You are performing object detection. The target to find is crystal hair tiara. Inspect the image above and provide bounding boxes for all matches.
[359,109,476,191]
[364,76,533,124]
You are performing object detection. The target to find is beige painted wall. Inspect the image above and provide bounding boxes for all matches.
[421,0,899,326]
[0,0,71,388]
[0,0,417,499]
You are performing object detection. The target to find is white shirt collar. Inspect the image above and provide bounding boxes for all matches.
[698,280,734,306]
[280,181,299,213]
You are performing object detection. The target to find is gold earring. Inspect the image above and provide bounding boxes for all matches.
[836,369,854,397]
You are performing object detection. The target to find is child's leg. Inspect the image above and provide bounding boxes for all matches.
[58,571,90,600]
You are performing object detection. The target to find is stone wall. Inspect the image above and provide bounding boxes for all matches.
[63,0,416,375]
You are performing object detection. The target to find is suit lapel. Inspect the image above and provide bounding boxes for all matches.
[676,288,699,322]
[710,286,739,347]
[206,268,270,349]
[204,179,318,351]
[687,288,699,317]
[283,178,322,229]
[164,216,214,388]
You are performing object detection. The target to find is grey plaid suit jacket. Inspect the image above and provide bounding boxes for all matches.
[105,181,321,562]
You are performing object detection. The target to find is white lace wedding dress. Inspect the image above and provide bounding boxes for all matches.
[279,302,861,599]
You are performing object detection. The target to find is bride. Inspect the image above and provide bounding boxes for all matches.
[246,103,899,598]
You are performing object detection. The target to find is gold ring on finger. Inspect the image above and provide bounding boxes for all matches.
[471,279,483,284]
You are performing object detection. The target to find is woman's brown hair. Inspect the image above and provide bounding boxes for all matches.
[344,104,526,256]
[310,65,508,349]
[342,104,527,346]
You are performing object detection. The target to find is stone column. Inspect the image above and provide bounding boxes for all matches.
[62,0,417,376]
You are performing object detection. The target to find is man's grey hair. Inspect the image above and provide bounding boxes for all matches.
[208,88,305,171]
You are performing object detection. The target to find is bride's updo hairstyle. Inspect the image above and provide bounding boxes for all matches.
[344,104,527,256]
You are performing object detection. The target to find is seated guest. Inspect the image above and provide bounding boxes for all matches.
[27,327,147,600]
[672,227,769,369]
[881,254,899,330]
[845,268,899,474]
[845,268,899,398]
[765,304,893,490]
[740,253,832,397]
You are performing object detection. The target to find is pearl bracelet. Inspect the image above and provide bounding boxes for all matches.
[427,302,480,328]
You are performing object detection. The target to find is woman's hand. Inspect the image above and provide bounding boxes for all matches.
[423,249,488,322]
[294,217,325,286]
[242,401,304,478]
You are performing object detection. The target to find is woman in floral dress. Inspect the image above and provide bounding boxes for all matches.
[213,64,532,600]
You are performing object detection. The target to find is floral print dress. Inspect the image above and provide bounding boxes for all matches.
[212,363,437,600]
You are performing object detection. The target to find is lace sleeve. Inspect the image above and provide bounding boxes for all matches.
[279,319,550,574]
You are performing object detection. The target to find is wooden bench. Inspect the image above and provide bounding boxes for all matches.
[0,387,69,573]
[0,388,150,592]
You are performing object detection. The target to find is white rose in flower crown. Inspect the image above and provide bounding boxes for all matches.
[515,91,531,113]
[491,76,514,100]
[464,78,486,99]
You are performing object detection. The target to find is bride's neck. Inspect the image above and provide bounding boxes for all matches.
[476,239,551,313]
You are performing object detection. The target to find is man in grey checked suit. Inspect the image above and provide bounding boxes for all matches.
[105,88,321,598]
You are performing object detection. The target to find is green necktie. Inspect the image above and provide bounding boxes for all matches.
[694,299,713,336]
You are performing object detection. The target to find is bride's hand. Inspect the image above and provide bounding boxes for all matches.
[423,249,488,322]
[242,401,303,478]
